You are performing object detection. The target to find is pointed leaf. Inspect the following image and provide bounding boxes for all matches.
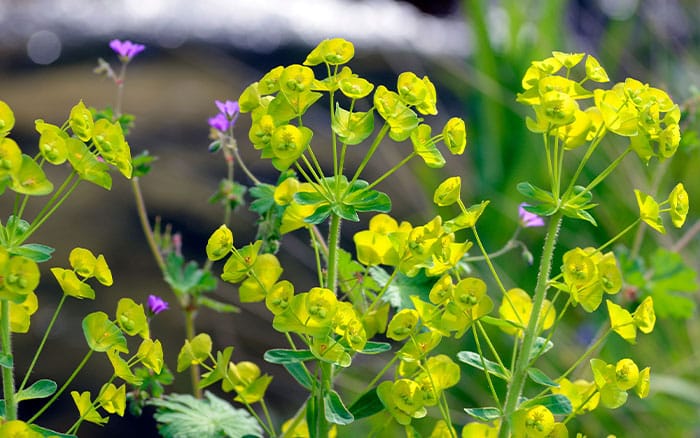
[28,424,77,438]
[527,368,559,388]
[15,379,57,402]
[464,407,501,421]
[0,353,13,368]
[10,243,55,262]
[304,204,332,224]
[264,349,316,364]
[360,341,391,354]
[521,394,573,415]
[457,351,509,380]
[198,296,240,314]
[348,388,385,420]
[517,182,555,203]
[324,389,354,425]
[528,337,555,362]
[283,363,313,390]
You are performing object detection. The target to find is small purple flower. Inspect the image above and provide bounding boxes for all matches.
[147,294,169,315]
[208,113,230,131]
[215,100,240,120]
[518,203,545,228]
[208,100,240,132]
[110,39,146,61]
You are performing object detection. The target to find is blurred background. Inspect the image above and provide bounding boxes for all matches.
[1,0,699,436]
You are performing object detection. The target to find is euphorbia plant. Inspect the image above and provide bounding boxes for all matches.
[0,91,166,435]
[181,42,691,438]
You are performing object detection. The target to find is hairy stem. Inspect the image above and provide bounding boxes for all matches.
[1,300,17,420]
[499,211,563,438]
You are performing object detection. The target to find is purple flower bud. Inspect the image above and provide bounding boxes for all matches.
[208,113,230,132]
[109,39,146,61]
[147,294,169,315]
[518,203,545,228]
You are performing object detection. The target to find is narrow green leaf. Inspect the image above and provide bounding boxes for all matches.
[528,337,554,362]
[324,389,354,425]
[15,379,57,402]
[527,368,559,388]
[457,351,509,380]
[264,349,316,364]
[283,363,313,390]
[480,315,521,330]
[28,424,77,438]
[360,341,391,354]
[520,394,572,415]
[304,204,332,224]
[295,191,327,205]
[0,353,13,368]
[516,182,555,203]
[10,243,55,262]
[464,407,501,421]
[307,393,318,438]
[348,388,385,420]
[332,202,359,222]
[198,296,240,314]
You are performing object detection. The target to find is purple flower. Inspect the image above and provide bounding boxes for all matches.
[215,100,240,119]
[518,203,545,228]
[110,39,146,61]
[147,294,169,315]
[208,113,230,131]
[208,100,240,132]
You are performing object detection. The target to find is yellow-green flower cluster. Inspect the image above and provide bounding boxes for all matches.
[411,276,493,337]
[76,297,165,427]
[0,247,40,333]
[607,296,656,344]
[207,226,375,360]
[51,247,113,301]
[635,182,689,234]
[498,288,556,337]
[590,357,650,409]
[377,353,460,426]
[517,52,681,162]
[557,247,623,312]
[353,213,473,277]
[512,404,568,438]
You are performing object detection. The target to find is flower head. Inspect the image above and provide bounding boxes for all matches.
[208,100,240,132]
[147,294,169,315]
[518,203,545,227]
[109,39,146,62]
[208,113,230,132]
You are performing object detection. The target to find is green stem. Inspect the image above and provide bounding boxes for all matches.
[19,295,68,393]
[231,141,261,185]
[363,151,417,192]
[361,355,399,395]
[566,147,632,206]
[28,350,94,424]
[131,177,165,272]
[326,214,342,294]
[349,123,390,187]
[316,361,332,437]
[183,307,202,398]
[1,300,17,420]
[472,324,501,410]
[499,211,563,438]
[23,176,81,243]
